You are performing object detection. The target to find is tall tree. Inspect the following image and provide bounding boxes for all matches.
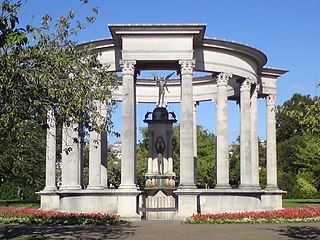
[196,126,216,188]
[276,94,314,142]
[0,0,117,199]
[277,92,320,198]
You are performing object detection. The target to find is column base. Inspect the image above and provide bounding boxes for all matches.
[43,186,57,191]
[86,185,104,190]
[215,183,231,189]
[239,184,257,190]
[265,184,279,190]
[178,183,197,189]
[59,185,82,190]
[118,184,139,190]
[252,184,262,190]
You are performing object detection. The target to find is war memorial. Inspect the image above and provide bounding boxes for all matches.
[39,24,287,220]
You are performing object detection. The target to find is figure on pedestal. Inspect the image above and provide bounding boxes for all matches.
[155,136,166,175]
[154,72,174,107]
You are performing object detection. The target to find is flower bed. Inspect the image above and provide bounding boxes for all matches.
[0,207,127,225]
[185,206,320,224]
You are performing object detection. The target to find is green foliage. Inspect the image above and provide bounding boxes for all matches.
[296,172,318,199]
[196,126,216,188]
[277,134,320,199]
[276,93,320,199]
[0,0,117,199]
[137,140,147,188]
[107,147,121,188]
[276,94,314,142]
[0,122,45,200]
[229,140,240,188]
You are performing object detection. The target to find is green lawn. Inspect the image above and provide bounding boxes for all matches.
[0,200,40,208]
[282,199,320,208]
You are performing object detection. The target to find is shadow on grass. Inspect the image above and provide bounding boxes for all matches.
[273,225,320,240]
[0,223,138,239]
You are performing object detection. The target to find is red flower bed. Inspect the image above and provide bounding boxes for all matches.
[0,207,126,225]
[187,206,320,224]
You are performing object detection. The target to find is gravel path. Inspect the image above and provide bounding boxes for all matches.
[1,221,320,239]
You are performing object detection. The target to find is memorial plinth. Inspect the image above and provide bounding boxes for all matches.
[143,107,177,189]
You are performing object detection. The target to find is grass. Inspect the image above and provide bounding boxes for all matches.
[0,200,40,208]
[282,199,320,208]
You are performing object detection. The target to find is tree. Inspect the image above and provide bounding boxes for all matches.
[107,147,121,188]
[0,0,117,198]
[0,0,117,134]
[276,92,320,198]
[229,140,240,188]
[196,126,216,188]
[277,134,320,198]
[276,94,314,142]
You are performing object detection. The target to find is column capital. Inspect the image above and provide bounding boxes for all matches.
[254,84,261,93]
[179,59,195,75]
[240,79,253,92]
[216,72,233,86]
[119,60,136,75]
[266,94,277,106]
[250,85,259,103]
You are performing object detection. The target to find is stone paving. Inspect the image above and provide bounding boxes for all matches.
[1,221,320,239]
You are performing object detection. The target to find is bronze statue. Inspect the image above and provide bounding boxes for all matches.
[155,136,166,175]
[154,72,174,107]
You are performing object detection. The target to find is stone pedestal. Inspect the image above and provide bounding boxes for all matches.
[144,107,177,188]
[140,189,177,220]
[117,189,141,220]
[173,189,199,219]
[38,191,60,211]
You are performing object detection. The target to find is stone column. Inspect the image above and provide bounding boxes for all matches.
[44,108,57,191]
[100,101,108,188]
[266,95,278,189]
[240,79,252,188]
[87,101,103,189]
[60,121,81,190]
[117,60,140,220]
[100,131,108,188]
[216,72,232,189]
[119,60,137,189]
[193,102,199,159]
[88,129,103,189]
[178,59,196,189]
[193,101,199,182]
[251,85,260,189]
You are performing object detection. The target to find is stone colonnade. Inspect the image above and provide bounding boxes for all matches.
[43,62,279,191]
[43,59,279,217]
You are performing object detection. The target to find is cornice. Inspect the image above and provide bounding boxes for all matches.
[202,38,267,69]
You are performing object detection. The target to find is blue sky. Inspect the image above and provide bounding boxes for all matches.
[18,0,320,143]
